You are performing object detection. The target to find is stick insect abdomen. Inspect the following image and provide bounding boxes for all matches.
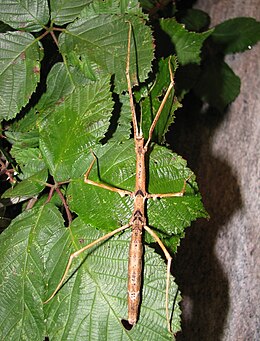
[127,136,147,325]
[128,215,143,325]
[128,193,146,325]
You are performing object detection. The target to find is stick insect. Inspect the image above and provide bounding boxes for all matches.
[44,24,189,333]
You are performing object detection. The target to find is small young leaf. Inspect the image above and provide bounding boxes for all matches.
[0,0,49,32]
[0,32,43,120]
[194,58,241,111]
[39,76,113,181]
[160,18,213,65]
[211,17,260,54]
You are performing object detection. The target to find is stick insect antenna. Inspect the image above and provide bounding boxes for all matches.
[125,22,140,138]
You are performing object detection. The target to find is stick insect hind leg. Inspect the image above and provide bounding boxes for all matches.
[43,223,130,304]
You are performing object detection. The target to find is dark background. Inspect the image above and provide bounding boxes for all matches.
[172,0,260,340]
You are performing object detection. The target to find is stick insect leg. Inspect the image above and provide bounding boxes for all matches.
[44,223,130,304]
[84,151,132,197]
[144,225,173,333]
[148,174,193,200]
[144,58,175,150]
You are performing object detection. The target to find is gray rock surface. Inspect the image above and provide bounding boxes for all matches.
[172,1,260,340]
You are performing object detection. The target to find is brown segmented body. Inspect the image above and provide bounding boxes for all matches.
[127,137,147,325]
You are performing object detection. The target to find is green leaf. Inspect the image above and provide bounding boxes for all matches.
[8,107,38,133]
[147,146,208,236]
[0,32,43,120]
[44,217,181,340]
[0,0,49,32]
[50,0,92,25]
[110,92,132,142]
[33,190,62,209]
[67,141,207,243]
[39,76,113,181]
[59,14,154,91]
[139,0,177,14]
[0,204,65,341]
[160,18,213,65]
[211,17,260,54]
[80,0,145,16]
[10,146,46,179]
[4,129,39,148]
[36,62,91,112]
[174,64,200,99]
[2,168,47,199]
[140,56,181,143]
[194,58,241,111]
[177,9,210,32]
[67,141,135,229]
[138,0,156,11]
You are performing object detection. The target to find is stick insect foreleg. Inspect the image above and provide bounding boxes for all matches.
[44,223,130,304]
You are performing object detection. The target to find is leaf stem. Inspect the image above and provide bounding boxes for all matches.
[45,179,72,225]
[55,186,72,226]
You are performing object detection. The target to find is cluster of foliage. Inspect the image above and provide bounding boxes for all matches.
[0,1,259,340]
